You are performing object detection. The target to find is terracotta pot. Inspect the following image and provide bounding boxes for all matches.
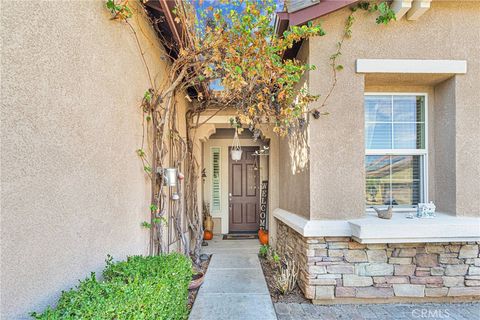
[259,230,268,245]
[188,272,205,290]
[203,230,213,240]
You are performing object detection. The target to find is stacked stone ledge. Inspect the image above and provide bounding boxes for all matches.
[276,221,480,302]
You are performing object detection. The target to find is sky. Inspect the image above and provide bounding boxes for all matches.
[194,0,284,17]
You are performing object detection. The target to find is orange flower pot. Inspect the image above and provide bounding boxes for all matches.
[203,230,213,240]
[259,230,268,245]
[258,228,264,237]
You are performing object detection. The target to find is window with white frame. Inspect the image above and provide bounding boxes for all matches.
[365,94,427,208]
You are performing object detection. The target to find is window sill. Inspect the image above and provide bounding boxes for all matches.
[273,208,480,244]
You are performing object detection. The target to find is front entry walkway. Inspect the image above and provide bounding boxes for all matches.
[189,236,277,320]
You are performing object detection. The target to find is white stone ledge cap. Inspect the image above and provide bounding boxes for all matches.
[274,208,351,237]
[273,208,480,243]
[356,59,467,74]
[350,212,480,244]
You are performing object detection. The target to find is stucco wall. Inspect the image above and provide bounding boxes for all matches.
[307,1,480,219]
[278,40,311,219]
[278,134,311,218]
[433,78,456,214]
[1,1,187,318]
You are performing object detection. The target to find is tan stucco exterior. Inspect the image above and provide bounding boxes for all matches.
[290,0,480,220]
[1,1,189,318]
[433,78,457,214]
[2,0,479,316]
[278,41,311,219]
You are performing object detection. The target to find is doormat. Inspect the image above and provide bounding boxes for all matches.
[222,234,258,240]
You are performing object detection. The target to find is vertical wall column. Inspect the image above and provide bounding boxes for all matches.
[454,75,480,217]
[434,78,456,214]
[308,70,366,220]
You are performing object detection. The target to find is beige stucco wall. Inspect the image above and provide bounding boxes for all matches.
[278,40,311,219]
[278,134,311,218]
[433,78,456,214]
[306,1,480,219]
[1,1,189,318]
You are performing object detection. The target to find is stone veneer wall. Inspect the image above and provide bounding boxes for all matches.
[276,221,480,302]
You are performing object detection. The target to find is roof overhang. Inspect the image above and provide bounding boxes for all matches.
[275,0,358,35]
[275,0,358,59]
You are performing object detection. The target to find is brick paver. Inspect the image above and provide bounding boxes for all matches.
[275,302,480,320]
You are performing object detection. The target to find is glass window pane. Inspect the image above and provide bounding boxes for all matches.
[391,155,422,206]
[365,95,392,122]
[366,156,391,206]
[366,123,392,149]
[393,123,425,149]
[393,96,424,122]
[364,94,426,208]
[366,155,423,207]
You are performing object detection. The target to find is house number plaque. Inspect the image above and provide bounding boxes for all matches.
[260,180,268,230]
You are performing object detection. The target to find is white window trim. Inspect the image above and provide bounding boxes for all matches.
[365,92,429,211]
[210,147,221,213]
[356,59,467,74]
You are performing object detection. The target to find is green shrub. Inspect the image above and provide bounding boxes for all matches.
[259,244,269,258]
[31,253,192,320]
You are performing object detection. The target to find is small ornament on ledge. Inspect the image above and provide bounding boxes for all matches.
[417,201,436,218]
[373,206,393,219]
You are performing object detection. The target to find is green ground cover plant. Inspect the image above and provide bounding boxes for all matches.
[31,253,192,320]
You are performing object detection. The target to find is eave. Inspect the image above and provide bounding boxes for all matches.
[144,0,205,99]
[275,0,359,59]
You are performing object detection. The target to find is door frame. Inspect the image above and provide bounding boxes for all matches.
[228,146,260,233]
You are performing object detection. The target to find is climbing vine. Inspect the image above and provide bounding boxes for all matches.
[105,0,395,264]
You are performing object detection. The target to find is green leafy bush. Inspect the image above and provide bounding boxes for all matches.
[31,253,192,320]
[259,244,270,258]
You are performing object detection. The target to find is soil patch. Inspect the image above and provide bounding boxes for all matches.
[259,256,310,304]
[188,254,211,310]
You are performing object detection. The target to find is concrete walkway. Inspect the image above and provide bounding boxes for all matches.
[189,236,277,320]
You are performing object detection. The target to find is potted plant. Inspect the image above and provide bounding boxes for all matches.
[203,230,213,240]
[189,271,205,290]
[230,129,242,161]
[259,229,268,245]
[203,202,214,232]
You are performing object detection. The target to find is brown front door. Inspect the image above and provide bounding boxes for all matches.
[229,146,260,233]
